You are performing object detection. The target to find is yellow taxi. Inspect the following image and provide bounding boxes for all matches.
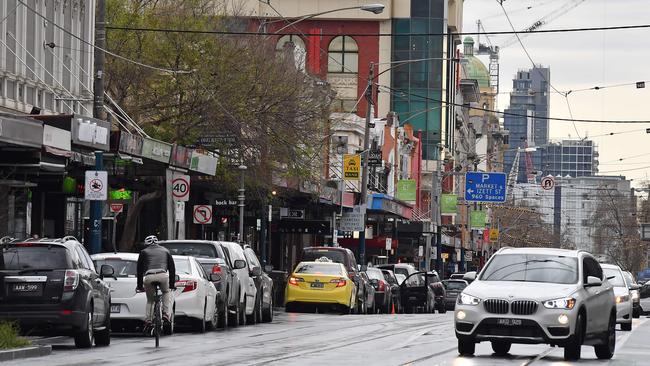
[285,259,357,313]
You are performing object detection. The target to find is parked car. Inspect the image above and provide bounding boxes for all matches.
[173,255,218,332]
[377,263,419,286]
[640,282,650,315]
[220,241,258,325]
[442,279,468,310]
[92,252,175,334]
[301,247,363,313]
[359,271,375,314]
[455,247,616,361]
[381,269,402,313]
[601,264,633,331]
[623,271,641,318]
[160,240,243,328]
[285,259,356,314]
[399,271,435,313]
[0,237,112,348]
[395,273,406,286]
[426,271,446,313]
[243,245,274,323]
[366,267,392,313]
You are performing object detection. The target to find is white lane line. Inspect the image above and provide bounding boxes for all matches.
[520,347,554,366]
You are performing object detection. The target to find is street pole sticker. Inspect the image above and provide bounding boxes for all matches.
[109,203,123,215]
[193,205,213,225]
[85,170,108,201]
[541,176,555,190]
[343,154,360,181]
[172,175,190,201]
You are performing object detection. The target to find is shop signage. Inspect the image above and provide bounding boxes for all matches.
[141,138,173,164]
[280,209,305,219]
[72,117,110,151]
[84,171,108,201]
[43,125,71,151]
[0,116,43,148]
[441,253,449,260]
[190,150,218,176]
[171,145,193,169]
[470,210,487,229]
[396,180,417,201]
[489,228,499,242]
[109,203,123,214]
[215,199,238,206]
[343,154,360,180]
[441,194,458,214]
[366,149,382,166]
[118,131,143,156]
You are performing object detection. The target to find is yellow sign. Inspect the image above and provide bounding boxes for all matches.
[441,253,449,260]
[489,228,499,242]
[343,154,361,180]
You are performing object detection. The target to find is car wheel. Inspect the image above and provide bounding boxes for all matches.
[621,321,632,331]
[633,308,640,318]
[238,298,246,326]
[457,337,475,356]
[74,310,94,349]
[491,341,511,356]
[564,312,584,361]
[228,298,239,327]
[95,310,111,347]
[246,296,258,325]
[196,302,207,333]
[262,293,274,322]
[594,313,616,359]
[218,299,228,329]
[207,301,219,331]
[163,306,175,335]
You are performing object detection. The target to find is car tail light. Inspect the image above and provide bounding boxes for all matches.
[330,278,346,287]
[64,270,79,291]
[176,280,198,292]
[212,265,222,274]
[377,280,385,292]
[15,243,34,247]
[288,276,304,286]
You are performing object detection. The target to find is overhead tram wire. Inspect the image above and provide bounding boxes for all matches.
[497,0,581,139]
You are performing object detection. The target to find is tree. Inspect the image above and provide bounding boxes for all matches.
[492,204,566,249]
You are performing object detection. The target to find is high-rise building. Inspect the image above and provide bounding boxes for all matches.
[503,67,551,182]
[541,139,599,178]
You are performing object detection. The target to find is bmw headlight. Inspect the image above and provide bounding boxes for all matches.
[458,293,481,306]
[543,297,576,310]
[631,290,639,301]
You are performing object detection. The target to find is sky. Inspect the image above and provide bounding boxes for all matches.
[462,0,650,187]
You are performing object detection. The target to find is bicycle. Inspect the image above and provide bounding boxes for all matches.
[151,282,163,348]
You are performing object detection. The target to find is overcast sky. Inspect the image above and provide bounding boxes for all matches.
[462,0,650,187]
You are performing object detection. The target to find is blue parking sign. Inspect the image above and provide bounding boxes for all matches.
[465,172,507,202]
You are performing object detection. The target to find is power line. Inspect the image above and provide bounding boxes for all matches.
[103,23,650,37]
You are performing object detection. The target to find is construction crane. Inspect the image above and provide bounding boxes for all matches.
[507,144,537,194]
[476,0,588,95]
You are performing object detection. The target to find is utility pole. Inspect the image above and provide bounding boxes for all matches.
[430,144,442,273]
[89,0,106,254]
[238,165,247,244]
[359,62,375,266]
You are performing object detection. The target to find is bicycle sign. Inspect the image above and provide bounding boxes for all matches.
[171,175,190,201]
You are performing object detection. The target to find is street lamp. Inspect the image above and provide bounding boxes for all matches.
[238,164,247,244]
[272,4,385,34]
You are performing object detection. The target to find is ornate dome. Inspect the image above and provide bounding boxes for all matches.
[462,37,490,89]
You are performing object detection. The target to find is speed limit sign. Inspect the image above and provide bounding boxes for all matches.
[171,175,190,201]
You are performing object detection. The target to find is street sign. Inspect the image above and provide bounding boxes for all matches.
[385,237,392,251]
[193,205,213,225]
[418,246,423,257]
[367,149,382,166]
[343,154,360,180]
[171,175,190,201]
[489,228,499,242]
[281,209,305,219]
[109,203,123,215]
[465,251,473,261]
[441,253,449,260]
[339,205,365,232]
[85,171,108,201]
[541,176,555,190]
[174,201,185,222]
[465,172,506,202]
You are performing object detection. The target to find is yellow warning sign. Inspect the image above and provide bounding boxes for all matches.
[489,228,499,242]
[343,154,361,180]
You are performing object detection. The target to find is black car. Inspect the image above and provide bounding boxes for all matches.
[365,267,392,313]
[381,269,402,313]
[243,245,274,323]
[0,237,113,348]
[160,240,243,328]
[441,279,468,310]
[399,271,436,313]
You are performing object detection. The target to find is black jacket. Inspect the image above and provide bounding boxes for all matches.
[137,244,176,290]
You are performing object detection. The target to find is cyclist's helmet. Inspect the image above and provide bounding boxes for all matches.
[144,235,158,246]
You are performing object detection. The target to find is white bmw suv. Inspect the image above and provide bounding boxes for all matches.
[455,247,616,361]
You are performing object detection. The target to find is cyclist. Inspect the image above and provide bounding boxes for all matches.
[136,235,176,334]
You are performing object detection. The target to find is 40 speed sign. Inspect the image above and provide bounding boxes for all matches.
[172,175,190,201]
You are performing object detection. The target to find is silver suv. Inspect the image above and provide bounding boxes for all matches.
[455,247,616,361]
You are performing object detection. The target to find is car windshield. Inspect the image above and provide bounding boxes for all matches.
[365,268,384,281]
[174,258,191,275]
[382,271,397,285]
[623,272,635,286]
[1,245,71,270]
[295,263,342,276]
[394,267,410,278]
[161,242,220,259]
[480,254,578,284]
[94,259,136,277]
[302,250,346,266]
[443,281,467,290]
[603,268,626,287]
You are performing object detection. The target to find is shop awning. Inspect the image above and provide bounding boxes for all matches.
[0,115,43,148]
[368,193,413,219]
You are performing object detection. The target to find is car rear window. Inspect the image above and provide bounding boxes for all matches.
[1,245,71,270]
[394,267,409,278]
[604,268,625,287]
[295,263,343,276]
[444,281,467,290]
[302,250,347,267]
[174,258,191,275]
[161,242,220,259]
[94,259,137,277]
[480,254,578,284]
[365,268,384,281]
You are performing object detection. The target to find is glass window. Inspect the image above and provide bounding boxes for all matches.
[443,280,467,290]
[365,268,384,281]
[328,36,358,74]
[174,258,192,275]
[295,263,343,276]
[244,248,261,269]
[480,254,578,284]
[604,268,626,287]
[160,242,220,259]
[1,244,72,270]
[276,35,306,71]
[93,259,137,277]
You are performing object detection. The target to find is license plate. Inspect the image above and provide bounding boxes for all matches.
[310,282,324,288]
[497,318,522,326]
[12,283,40,292]
[110,304,121,313]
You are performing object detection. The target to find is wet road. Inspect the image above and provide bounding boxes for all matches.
[12,311,650,365]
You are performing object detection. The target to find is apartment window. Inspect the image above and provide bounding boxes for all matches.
[328,36,358,73]
[18,84,24,102]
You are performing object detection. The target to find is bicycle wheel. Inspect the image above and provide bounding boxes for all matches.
[154,296,161,348]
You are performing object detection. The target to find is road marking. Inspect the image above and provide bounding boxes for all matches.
[520,347,553,366]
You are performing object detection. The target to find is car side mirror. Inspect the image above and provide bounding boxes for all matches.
[264,264,274,273]
[209,273,220,282]
[99,264,115,279]
[585,276,602,287]
[234,259,247,270]
[251,266,262,276]
[463,271,477,282]
[630,284,641,291]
